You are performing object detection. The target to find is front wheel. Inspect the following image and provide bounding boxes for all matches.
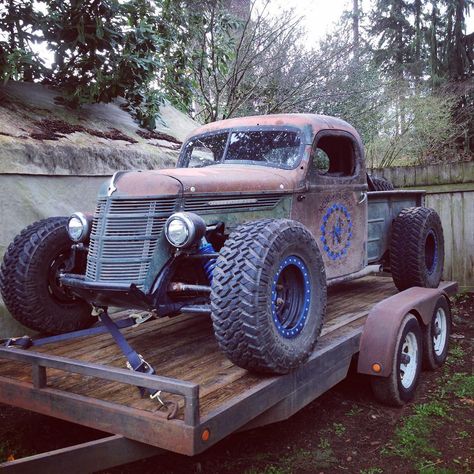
[210,219,327,374]
[371,313,422,406]
[0,217,94,334]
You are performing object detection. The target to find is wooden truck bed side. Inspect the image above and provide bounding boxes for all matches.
[367,190,424,263]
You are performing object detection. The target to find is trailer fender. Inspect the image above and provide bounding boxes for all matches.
[357,283,456,377]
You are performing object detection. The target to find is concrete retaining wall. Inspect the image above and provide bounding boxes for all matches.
[0,174,111,336]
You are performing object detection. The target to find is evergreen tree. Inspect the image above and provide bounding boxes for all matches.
[444,0,474,80]
[370,0,415,79]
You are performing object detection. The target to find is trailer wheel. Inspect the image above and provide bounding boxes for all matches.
[422,296,451,370]
[210,219,327,374]
[390,207,444,291]
[0,217,93,334]
[371,313,422,406]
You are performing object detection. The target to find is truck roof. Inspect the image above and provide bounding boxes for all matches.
[187,113,361,145]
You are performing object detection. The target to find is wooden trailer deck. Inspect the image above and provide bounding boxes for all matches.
[0,276,399,455]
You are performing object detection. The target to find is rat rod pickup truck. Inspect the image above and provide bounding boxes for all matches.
[0,114,445,378]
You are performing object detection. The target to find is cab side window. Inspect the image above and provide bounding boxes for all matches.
[314,148,330,173]
[312,135,356,177]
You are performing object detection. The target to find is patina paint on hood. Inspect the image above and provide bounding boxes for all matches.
[103,164,296,198]
[101,170,182,198]
[158,164,294,194]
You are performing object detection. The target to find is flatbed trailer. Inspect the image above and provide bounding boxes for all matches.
[0,276,457,473]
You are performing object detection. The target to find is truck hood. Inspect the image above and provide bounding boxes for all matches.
[108,165,295,197]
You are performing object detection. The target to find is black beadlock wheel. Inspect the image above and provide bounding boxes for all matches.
[0,217,94,334]
[390,207,444,291]
[210,219,327,374]
[422,296,451,370]
[371,313,422,406]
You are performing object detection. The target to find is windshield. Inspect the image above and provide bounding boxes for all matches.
[179,129,302,169]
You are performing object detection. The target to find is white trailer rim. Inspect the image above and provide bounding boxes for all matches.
[433,307,448,356]
[400,331,418,389]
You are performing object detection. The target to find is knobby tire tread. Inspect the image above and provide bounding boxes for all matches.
[0,217,93,333]
[210,219,326,374]
[390,207,444,291]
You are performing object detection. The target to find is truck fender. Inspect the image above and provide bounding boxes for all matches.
[357,282,457,377]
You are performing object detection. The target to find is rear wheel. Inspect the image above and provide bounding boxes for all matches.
[371,313,422,406]
[368,175,394,191]
[210,219,327,374]
[422,296,451,370]
[0,217,93,334]
[390,207,444,291]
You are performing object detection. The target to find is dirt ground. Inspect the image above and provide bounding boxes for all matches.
[0,293,472,474]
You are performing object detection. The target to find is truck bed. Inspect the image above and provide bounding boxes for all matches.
[0,276,398,455]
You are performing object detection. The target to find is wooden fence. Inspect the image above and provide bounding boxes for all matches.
[372,161,474,291]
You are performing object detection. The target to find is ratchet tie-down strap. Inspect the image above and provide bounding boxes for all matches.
[1,309,178,419]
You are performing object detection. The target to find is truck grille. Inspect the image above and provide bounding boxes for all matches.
[86,197,177,289]
[184,193,282,213]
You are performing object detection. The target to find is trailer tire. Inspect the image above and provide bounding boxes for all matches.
[422,296,451,370]
[371,313,422,406]
[390,207,444,291]
[368,175,394,191]
[210,219,327,374]
[0,217,93,334]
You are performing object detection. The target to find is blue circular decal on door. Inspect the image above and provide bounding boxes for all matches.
[320,204,352,260]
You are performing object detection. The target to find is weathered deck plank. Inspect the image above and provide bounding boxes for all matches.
[0,276,397,418]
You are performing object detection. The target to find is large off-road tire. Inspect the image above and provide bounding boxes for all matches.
[0,219,51,315]
[210,219,327,374]
[390,207,444,291]
[371,313,422,406]
[368,175,394,191]
[0,217,94,334]
[422,296,451,370]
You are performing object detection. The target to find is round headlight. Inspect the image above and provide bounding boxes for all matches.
[165,212,206,248]
[67,212,90,243]
[167,218,189,246]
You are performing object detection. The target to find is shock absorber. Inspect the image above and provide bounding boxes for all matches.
[199,238,217,283]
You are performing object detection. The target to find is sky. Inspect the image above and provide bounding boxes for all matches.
[264,0,474,45]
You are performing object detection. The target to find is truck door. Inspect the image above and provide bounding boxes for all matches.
[292,130,368,281]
